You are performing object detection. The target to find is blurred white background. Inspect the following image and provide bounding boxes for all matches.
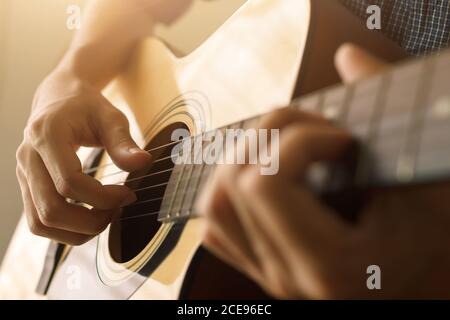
[0,0,244,263]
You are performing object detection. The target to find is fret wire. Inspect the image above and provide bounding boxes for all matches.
[184,128,225,217]
[177,131,212,213]
[170,137,196,217]
[354,72,392,187]
[291,89,321,113]
[194,124,235,197]
[176,135,202,216]
[315,90,326,114]
[324,85,355,190]
[397,56,436,183]
[158,135,195,219]
[165,156,187,217]
[337,84,354,126]
[179,135,210,217]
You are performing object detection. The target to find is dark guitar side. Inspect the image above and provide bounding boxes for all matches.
[177,0,406,299]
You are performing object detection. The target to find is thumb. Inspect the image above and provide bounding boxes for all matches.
[98,102,152,172]
[335,43,388,84]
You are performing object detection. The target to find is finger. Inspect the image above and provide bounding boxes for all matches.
[237,124,353,257]
[335,43,388,83]
[17,167,93,245]
[257,108,329,131]
[238,122,354,296]
[198,110,333,279]
[97,98,152,172]
[197,166,261,277]
[276,123,352,178]
[217,165,304,298]
[20,146,118,235]
[201,219,263,284]
[237,170,349,297]
[26,118,137,209]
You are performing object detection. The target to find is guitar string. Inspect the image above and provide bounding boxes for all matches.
[114,147,217,222]
[118,210,161,222]
[95,149,198,191]
[83,101,350,180]
[80,52,444,181]
[114,168,174,185]
[83,139,186,175]
[81,101,396,180]
[80,55,446,223]
[81,85,439,218]
[106,124,440,219]
[90,112,412,209]
[116,170,210,222]
[119,170,206,209]
[117,147,224,223]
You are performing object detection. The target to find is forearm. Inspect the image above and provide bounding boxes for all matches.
[54,0,156,89]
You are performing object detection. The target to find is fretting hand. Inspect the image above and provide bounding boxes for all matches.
[198,44,450,299]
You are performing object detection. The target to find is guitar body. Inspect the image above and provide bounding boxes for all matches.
[0,0,405,299]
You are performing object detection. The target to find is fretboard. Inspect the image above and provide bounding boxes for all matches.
[158,49,450,223]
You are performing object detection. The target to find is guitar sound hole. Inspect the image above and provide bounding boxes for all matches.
[108,123,188,264]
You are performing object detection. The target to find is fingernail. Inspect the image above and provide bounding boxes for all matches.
[121,193,137,207]
[129,147,144,154]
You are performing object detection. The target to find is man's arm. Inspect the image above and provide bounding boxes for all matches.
[58,0,156,90]
[58,0,192,89]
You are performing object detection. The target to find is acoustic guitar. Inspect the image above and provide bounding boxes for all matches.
[0,0,420,299]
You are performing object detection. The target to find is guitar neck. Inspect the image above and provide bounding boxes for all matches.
[158,49,450,223]
[297,50,450,187]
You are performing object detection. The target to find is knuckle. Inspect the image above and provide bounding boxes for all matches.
[263,267,292,299]
[67,237,90,246]
[260,108,304,129]
[284,126,313,151]
[196,179,221,219]
[26,217,44,236]
[312,276,348,299]
[26,118,44,144]
[26,114,57,147]
[36,201,61,228]
[238,169,269,195]
[201,225,216,246]
[203,192,221,220]
[15,165,22,180]
[302,255,354,299]
[201,188,229,222]
[55,175,75,198]
[101,109,132,143]
[105,107,128,126]
[15,143,27,163]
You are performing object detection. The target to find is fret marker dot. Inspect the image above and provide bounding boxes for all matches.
[323,105,340,120]
[396,156,415,183]
[432,97,450,119]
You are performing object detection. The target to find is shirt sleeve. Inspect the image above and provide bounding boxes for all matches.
[338,0,450,56]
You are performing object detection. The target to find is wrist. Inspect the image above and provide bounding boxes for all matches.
[54,44,111,90]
